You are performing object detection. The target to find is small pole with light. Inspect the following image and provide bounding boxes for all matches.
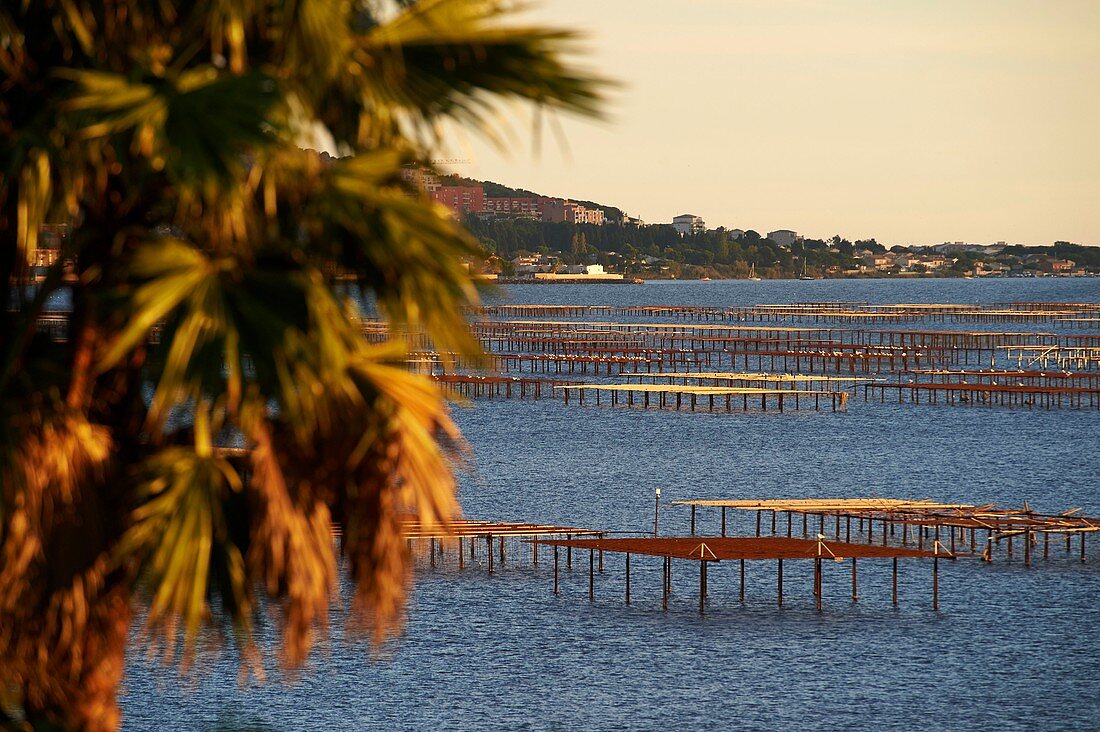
[653,487,662,537]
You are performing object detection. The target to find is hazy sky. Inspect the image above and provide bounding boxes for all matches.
[439,0,1100,246]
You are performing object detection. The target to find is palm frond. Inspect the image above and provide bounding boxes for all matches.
[165,68,281,183]
[243,417,337,667]
[317,151,485,361]
[59,66,279,188]
[116,446,246,665]
[16,149,51,266]
[0,409,125,729]
[338,346,466,644]
[97,239,220,376]
[352,0,608,140]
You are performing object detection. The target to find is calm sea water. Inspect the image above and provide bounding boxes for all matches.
[122,279,1100,731]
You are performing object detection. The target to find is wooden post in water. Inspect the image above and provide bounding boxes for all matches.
[662,557,670,610]
[554,546,560,594]
[588,549,594,601]
[892,557,898,606]
[851,559,858,601]
[933,543,940,612]
[699,560,707,615]
[487,535,494,574]
[814,558,822,611]
[625,553,631,605]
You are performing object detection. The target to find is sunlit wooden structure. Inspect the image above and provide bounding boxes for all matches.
[555,383,849,412]
[399,518,600,574]
[533,534,955,613]
[673,498,1100,565]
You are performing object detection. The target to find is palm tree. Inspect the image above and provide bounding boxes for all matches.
[0,2,605,728]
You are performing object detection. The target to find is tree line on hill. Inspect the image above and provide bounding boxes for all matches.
[464,216,887,277]
[463,215,1097,278]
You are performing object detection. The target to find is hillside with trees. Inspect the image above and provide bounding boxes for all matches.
[459,193,1095,279]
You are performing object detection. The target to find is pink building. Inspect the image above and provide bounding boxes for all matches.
[484,196,543,218]
[431,185,485,214]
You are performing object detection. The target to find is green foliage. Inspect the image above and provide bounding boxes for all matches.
[463,217,858,275]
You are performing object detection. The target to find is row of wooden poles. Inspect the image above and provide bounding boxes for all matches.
[472,302,1100,325]
[862,382,1100,409]
[557,384,849,413]
[542,545,940,613]
[474,334,1018,369]
[472,320,1100,349]
[430,371,1097,412]
[409,532,603,574]
[474,341,964,373]
[407,533,945,613]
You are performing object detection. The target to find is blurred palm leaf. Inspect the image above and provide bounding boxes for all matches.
[320,151,484,360]
[117,447,247,663]
[61,66,280,185]
[355,0,605,136]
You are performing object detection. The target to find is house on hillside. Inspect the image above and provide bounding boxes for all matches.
[672,214,705,236]
[1037,258,1075,274]
[542,198,605,225]
[767,229,801,248]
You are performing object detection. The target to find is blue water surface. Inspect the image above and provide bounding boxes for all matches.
[122,279,1100,731]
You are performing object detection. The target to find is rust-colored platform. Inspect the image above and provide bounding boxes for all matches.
[532,535,950,561]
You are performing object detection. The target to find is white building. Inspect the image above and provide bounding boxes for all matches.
[562,264,608,275]
[767,229,801,248]
[672,214,705,236]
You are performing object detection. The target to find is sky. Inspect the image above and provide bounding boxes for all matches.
[438,0,1100,246]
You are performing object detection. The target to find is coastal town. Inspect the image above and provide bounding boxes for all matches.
[401,167,1097,281]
